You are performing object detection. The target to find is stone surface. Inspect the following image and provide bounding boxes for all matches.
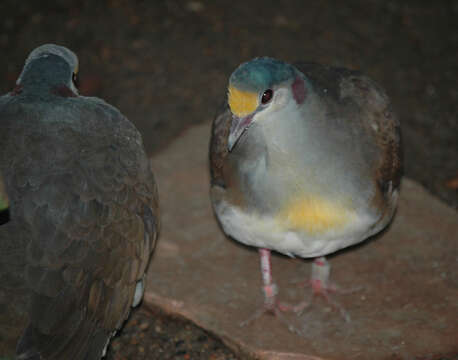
[144,123,458,360]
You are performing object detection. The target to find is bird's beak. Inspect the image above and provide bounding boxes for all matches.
[228,114,254,152]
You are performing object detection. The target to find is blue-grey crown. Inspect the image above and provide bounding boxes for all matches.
[16,44,79,94]
[229,57,295,92]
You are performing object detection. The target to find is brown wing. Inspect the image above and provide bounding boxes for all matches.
[338,71,402,196]
[0,97,159,359]
[294,62,402,198]
[209,102,232,188]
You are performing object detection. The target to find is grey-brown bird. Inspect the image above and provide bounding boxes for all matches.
[0,44,159,359]
[210,58,401,328]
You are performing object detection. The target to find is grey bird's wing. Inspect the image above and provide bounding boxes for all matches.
[0,95,159,359]
[209,102,232,189]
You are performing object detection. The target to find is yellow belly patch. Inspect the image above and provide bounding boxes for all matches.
[278,197,353,234]
[228,86,258,117]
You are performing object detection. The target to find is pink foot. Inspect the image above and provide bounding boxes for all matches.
[240,283,304,335]
[295,257,362,322]
[241,249,304,335]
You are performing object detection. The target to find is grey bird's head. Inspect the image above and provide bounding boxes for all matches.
[16,44,80,95]
[226,57,308,151]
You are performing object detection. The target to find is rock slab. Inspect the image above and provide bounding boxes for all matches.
[145,123,458,360]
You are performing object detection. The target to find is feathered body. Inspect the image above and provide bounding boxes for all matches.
[210,58,401,258]
[0,45,159,359]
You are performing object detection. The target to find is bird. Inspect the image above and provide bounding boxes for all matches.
[209,57,401,329]
[0,44,159,359]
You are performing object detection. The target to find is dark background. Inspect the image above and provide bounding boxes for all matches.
[1,1,456,359]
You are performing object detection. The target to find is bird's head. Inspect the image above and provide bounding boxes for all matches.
[227,57,307,151]
[16,44,80,95]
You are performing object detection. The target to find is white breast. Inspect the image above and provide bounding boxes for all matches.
[213,198,379,258]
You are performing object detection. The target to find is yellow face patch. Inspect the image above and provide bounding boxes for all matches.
[278,197,353,234]
[228,86,258,117]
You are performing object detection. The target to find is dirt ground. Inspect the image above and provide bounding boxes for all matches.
[0,0,456,359]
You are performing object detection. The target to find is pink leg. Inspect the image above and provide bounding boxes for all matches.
[310,257,334,293]
[240,249,303,334]
[296,257,361,322]
[259,248,277,309]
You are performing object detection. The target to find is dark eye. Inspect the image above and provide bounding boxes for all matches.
[261,89,273,104]
[72,72,79,88]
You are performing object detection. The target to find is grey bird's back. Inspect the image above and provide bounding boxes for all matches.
[0,48,159,359]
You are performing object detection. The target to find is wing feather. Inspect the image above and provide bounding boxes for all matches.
[0,96,159,359]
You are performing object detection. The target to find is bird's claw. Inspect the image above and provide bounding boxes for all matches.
[239,286,304,335]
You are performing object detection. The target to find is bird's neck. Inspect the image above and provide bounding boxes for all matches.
[15,55,75,98]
